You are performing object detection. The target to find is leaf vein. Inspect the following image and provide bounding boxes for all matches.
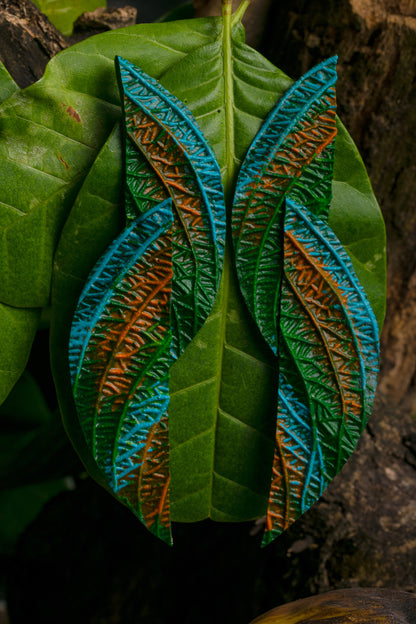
[169,374,217,399]
[218,406,270,440]
[213,470,265,498]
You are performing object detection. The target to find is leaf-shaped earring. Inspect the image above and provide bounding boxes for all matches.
[231,57,379,546]
[269,198,379,546]
[69,57,226,544]
[69,202,174,542]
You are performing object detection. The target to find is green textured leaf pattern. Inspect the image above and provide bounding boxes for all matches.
[116,55,226,348]
[262,198,379,545]
[231,57,337,351]
[69,201,174,543]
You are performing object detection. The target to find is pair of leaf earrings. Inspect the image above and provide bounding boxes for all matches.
[68,54,379,546]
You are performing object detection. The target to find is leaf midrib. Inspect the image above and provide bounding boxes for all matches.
[222,2,235,199]
[208,249,230,515]
[205,3,236,517]
[206,3,270,517]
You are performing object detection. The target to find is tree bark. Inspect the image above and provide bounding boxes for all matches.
[0,0,67,88]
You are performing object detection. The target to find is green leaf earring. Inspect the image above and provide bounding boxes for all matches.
[69,56,226,545]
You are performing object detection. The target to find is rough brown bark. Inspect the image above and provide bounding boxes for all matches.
[0,0,67,88]
[0,1,138,80]
[74,6,137,32]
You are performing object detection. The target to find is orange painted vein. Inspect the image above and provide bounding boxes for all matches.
[236,100,336,248]
[284,228,362,426]
[90,246,172,415]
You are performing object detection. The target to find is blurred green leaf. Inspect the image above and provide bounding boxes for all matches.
[0,305,40,405]
[0,480,67,553]
[0,373,82,489]
[0,371,50,429]
[32,0,104,36]
[158,2,195,22]
[0,61,41,406]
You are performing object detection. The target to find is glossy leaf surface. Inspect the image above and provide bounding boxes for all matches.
[0,19,225,308]
[0,62,40,404]
[0,14,386,524]
[32,0,104,35]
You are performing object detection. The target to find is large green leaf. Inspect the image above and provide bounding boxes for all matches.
[0,19,222,308]
[330,121,386,326]
[0,62,40,403]
[32,0,104,36]
[0,62,18,102]
[0,12,385,523]
[0,303,40,405]
[0,372,81,489]
[0,374,75,554]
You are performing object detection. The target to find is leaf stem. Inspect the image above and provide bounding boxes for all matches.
[222,0,234,199]
[232,0,250,25]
